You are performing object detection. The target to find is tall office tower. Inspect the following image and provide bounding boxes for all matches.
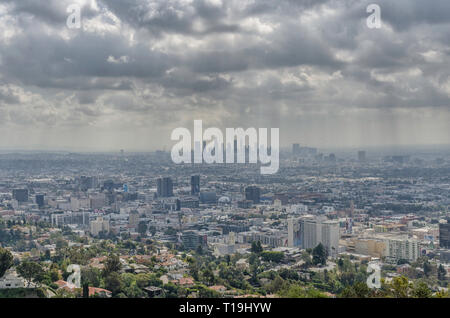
[290,216,340,257]
[12,189,28,203]
[129,210,140,230]
[191,175,200,195]
[157,177,173,198]
[181,230,207,251]
[233,138,238,162]
[292,143,301,155]
[156,178,162,197]
[245,186,261,204]
[440,222,450,249]
[301,217,319,250]
[358,151,367,162]
[320,220,340,258]
[35,194,45,208]
[288,218,303,247]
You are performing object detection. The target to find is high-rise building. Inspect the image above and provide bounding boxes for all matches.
[200,192,217,204]
[90,217,110,236]
[191,175,200,195]
[287,218,302,247]
[301,217,319,250]
[439,223,450,249]
[129,210,140,230]
[35,194,45,208]
[358,151,367,162]
[182,230,207,251]
[287,216,340,257]
[157,177,173,198]
[12,189,28,203]
[292,143,301,155]
[245,186,261,204]
[321,220,340,258]
[384,237,420,262]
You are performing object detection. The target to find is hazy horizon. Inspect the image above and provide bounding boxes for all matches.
[1,143,450,155]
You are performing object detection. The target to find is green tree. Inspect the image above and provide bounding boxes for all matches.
[105,272,123,296]
[198,285,220,298]
[412,281,432,298]
[55,238,68,251]
[423,261,433,277]
[278,284,328,298]
[202,268,215,285]
[0,247,13,278]
[337,258,344,270]
[312,243,327,266]
[438,264,447,281]
[261,251,284,263]
[81,266,101,287]
[44,249,51,260]
[136,273,159,288]
[103,254,122,276]
[17,261,43,287]
[251,241,263,254]
[138,221,148,237]
[340,282,370,298]
[267,276,287,293]
[388,276,411,298]
[124,281,144,298]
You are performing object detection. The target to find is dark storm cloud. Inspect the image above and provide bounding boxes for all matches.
[378,0,450,31]
[101,0,240,36]
[187,24,342,73]
[0,31,175,86]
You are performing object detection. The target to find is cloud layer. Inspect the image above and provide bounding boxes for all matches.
[0,0,449,150]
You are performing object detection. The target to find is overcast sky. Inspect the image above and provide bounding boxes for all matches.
[0,0,449,151]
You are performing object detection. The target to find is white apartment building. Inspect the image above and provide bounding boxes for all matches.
[384,237,420,263]
[287,216,340,257]
[321,220,340,258]
[90,217,110,236]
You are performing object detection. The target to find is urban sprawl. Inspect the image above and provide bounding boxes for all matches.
[0,145,449,298]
